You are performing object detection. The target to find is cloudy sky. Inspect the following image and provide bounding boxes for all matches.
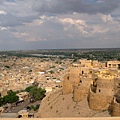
[0,0,120,50]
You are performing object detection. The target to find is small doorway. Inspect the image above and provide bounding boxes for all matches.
[118,64,120,69]
[99,89,101,92]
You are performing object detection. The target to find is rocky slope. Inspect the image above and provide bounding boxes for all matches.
[38,89,110,118]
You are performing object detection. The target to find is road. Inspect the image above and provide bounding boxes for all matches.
[4,100,41,113]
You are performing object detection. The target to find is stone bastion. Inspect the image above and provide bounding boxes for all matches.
[88,87,113,111]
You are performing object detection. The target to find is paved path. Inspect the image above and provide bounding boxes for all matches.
[7,100,29,113]
[5,100,41,113]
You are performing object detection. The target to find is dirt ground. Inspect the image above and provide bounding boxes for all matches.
[38,89,111,118]
[4,100,41,113]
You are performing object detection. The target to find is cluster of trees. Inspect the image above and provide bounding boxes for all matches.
[1,49,120,61]
[0,90,19,107]
[118,57,120,61]
[0,86,46,107]
[49,70,54,74]
[25,86,46,101]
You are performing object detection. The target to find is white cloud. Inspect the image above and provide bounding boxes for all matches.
[0,26,8,31]
[26,37,47,42]
[1,0,38,17]
[58,17,88,35]
[0,0,120,50]
[91,25,109,34]
[0,10,7,15]
[101,14,113,22]
[25,19,43,26]
[13,13,120,44]
[12,30,48,42]
[12,32,28,38]
[59,18,86,26]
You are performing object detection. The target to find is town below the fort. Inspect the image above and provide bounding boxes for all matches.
[0,48,120,118]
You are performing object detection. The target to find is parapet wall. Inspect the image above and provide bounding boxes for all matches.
[73,85,88,102]
[88,89,113,111]
[1,118,120,120]
[69,67,80,84]
[96,79,114,88]
[95,78,114,96]
[62,74,73,95]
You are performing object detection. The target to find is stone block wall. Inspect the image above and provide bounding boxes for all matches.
[96,79,114,96]
[62,74,73,94]
[69,67,80,84]
[88,90,113,111]
[73,85,88,102]
[96,79,114,89]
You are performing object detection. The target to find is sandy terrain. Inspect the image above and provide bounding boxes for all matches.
[38,89,111,118]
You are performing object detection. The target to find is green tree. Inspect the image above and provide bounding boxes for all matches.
[30,87,46,101]
[3,90,19,103]
[118,57,120,61]
[4,65,10,69]
[25,86,35,92]
[30,104,40,111]
[49,70,54,74]
[29,69,32,72]
[25,86,46,101]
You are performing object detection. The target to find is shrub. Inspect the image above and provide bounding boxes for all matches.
[3,90,19,103]
[25,86,46,101]
[4,65,10,69]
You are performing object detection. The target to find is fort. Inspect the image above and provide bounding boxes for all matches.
[38,59,120,117]
[1,58,120,118]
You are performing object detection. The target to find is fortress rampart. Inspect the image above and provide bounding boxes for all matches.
[96,79,114,88]
[96,78,114,96]
[88,88,113,111]
[62,76,73,94]
[73,84,88,102]
[68,67,81,84]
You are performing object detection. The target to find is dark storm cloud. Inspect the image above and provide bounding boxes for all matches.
[0,0,120,50]
[0,13,38,27]
[32,0,120,14]
[5,0,15,2]
[0,14,22,27]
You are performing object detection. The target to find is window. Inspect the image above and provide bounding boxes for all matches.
[109,64,111,68]
[80,80,82,83]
